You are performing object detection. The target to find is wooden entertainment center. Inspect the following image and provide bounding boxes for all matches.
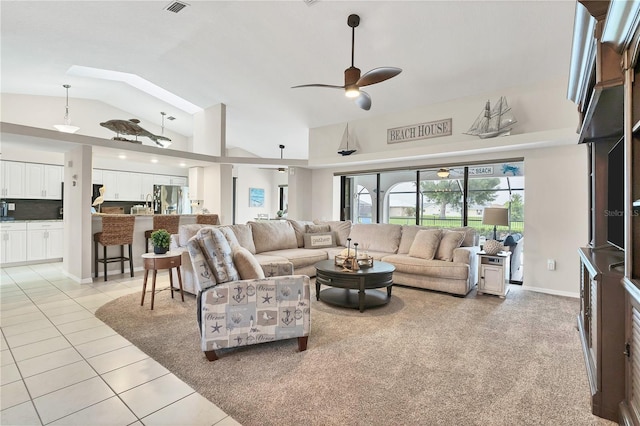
[568,1,640,423]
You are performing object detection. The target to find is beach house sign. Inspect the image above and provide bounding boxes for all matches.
[387,118,452,144]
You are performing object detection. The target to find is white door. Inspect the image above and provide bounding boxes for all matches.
[481,264,503,293]
[101,170,119,200]
[24,163,44,198]
[2,161,25,198]
[4,230,27,263]
[46,228,64,258]
[27,229,47,261]
[44,165,63,199]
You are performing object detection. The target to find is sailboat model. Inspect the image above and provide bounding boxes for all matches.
[465,96,517,139]
[338,124,359,156]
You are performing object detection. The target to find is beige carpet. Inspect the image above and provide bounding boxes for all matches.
[96,284,614,426]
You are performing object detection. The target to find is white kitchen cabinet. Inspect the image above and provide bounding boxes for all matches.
[26,221,63,261]
[170,176,187,186]
[0,222,27,264]
[101,170,119,200]
[24,163,63,199]
[154,175,171,185]
[477,252,511,298]
[1,161,26,198]
[142,174,155,201]
[93,169,103,184]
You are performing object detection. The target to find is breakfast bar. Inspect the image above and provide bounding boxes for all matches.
[91,213,197,276]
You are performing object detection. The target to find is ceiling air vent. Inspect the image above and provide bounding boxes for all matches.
[164,1,189,13]
[303,0,319,6]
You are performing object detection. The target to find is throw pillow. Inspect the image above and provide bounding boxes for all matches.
[197,228,240,284]
[303,231,336,248]
[313,220,352,246]
[435,230,466,262]
[305,224,331,233]
[233,247,265,280]
[408,229,442,260]
[186,238,216,291]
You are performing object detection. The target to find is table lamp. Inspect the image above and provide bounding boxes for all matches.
[482,207,509,240]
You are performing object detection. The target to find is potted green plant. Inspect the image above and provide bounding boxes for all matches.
[150,229,171,255]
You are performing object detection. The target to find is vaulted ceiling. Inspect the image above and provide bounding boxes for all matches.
[1,1,576,160]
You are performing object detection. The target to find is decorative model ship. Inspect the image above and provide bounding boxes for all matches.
[465,96,517,139]
[337,123,359,156]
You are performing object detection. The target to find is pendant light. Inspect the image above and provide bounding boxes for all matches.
[437,168,450,178]
[53,84,80,133]
[158,111,172,148]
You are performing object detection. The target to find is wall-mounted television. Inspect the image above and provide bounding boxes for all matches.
[607,138,625,250]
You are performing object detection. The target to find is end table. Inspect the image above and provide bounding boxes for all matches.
[141,252,184,310]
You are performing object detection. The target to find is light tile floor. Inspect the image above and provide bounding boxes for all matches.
[0,262,239,426]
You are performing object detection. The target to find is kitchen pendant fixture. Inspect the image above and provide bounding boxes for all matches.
[158,112,172,148]
[53,84,80,133]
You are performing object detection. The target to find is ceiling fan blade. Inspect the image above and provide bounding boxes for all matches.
[356,67,402,87]
[355,91,371,111]
[291,83,345,89]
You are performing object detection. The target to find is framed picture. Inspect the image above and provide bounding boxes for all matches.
[249,187,265,207]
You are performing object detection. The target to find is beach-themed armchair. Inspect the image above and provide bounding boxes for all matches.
[187,227,310,361]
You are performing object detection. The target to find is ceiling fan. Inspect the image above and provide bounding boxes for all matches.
[260,144,288,173]
[292,14,402,111]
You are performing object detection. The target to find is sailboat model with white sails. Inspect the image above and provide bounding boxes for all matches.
[338,123,360,156]
[465,96,517,139]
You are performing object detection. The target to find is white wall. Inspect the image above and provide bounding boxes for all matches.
[234,166,280,224]
[309,77,577,167]
[1,94,188,151]
[307,77,587,297]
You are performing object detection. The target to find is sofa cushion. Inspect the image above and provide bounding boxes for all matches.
[287,219,315,248]
[381,254,469,280]
[233,247,265,280]
[408,229,442,260]
[250,221,298,253]
[179,224,209,247]
[398,225,440,254]
[259,248,328,270]
[197,228,240,283]
[347,223,402,254]
[314,220,352,246]
[186,237,216,291]
[435,230,465,262]
[305,224,331,233]
[224,224,256,254]
[449,226,478,247]
[303,232,336,249]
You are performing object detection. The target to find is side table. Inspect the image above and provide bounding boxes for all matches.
[477,251,511,298]
[141,252,184,310]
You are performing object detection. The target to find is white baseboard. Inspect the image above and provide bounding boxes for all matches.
[521,285,579,299]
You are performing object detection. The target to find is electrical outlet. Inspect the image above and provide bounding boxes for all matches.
[547,259,556,271]
[8,203,15,211]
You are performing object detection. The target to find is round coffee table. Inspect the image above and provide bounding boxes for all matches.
[314,259,395,312]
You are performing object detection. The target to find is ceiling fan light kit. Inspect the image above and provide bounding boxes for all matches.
[292,14,401,110]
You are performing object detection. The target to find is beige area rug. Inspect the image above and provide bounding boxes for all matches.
[96,284,614,426]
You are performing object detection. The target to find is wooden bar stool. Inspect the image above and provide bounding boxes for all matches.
[94,215,136,281]
[196,214,220,225]
[144,215,180,252]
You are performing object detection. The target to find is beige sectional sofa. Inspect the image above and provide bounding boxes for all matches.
[170,219,479,297]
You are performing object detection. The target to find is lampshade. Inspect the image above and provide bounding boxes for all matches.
[482,207,509,226]
[436,168,450,178]
[53,84,79,134]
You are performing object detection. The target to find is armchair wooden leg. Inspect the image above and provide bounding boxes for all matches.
[204,350,218,361]
[298,336,308,352]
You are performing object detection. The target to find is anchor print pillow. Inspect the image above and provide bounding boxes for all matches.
[197,228,240,284]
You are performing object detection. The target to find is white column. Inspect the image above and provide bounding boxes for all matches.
[287,167,313,220]
[63,145,93,283]
[202,164,233,224]
[193,103,226,156]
